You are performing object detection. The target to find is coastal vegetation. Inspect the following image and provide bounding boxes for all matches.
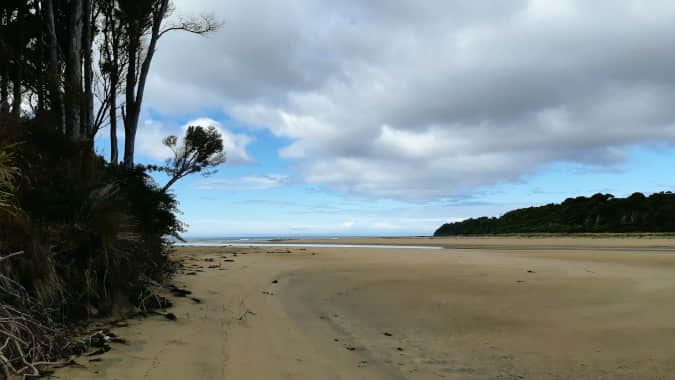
[434,192,675,236]
[0,1,220,378]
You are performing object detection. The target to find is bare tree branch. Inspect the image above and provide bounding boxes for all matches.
[158,14,222,39]
[0,251,23,263]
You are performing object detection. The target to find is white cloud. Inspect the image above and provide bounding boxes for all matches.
[133,117,255,165]
[145,0,675,201]
[184,219,364,237]
[135,120,172,161]
[195,174,290,191]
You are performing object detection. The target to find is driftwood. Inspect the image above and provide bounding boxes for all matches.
[0,255,72,380]
[0,303,60,379]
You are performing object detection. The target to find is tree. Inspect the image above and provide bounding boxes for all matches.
[433,192,675,235]
[99,0,129,163]
[156,125,226,192]
[117,0,220,167]
[0,2,221,376]
[0,0,30,119]
[0,0,98,138]
[0,0,219,161]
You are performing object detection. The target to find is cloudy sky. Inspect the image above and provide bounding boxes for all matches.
[97,0,675,237]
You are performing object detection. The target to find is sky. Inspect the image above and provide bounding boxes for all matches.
[96,0,675,237]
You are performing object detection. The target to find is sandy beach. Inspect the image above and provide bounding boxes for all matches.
[53,237,675,379]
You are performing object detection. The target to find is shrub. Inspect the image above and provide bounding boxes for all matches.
[0,117,184,376]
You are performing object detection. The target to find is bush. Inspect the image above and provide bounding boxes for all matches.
[0,117,184,375]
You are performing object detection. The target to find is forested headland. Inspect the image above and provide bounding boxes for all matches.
[0,1,221,378]
[434,192,675,236]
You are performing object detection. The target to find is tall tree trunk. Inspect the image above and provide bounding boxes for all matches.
[82,0,94,138]
[109,62,119,163]
[45,0,66,134]
[122,0,169,168]
[11,5,24,118]
[104,3,119,164]
[0,60,8,114]
[122,20,139,168]
[110,89,118,164]
[123,110,138,166]
[65,0,83,138]
[1,8,10,115]
[133,0,168,119]
[36,31,46,114]
[11,65,21,118]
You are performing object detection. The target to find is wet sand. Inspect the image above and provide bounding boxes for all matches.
[53,237,675,379]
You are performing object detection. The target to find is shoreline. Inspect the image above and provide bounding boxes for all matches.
[285,235,675,249]
[53,237,675,379]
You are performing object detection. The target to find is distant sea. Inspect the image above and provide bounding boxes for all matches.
[181,235,391,244]
[175,235,440,250]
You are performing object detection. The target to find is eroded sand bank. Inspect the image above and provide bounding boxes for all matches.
[54,238,675,379]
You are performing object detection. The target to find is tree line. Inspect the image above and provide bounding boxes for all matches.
[0,1,223,378]
[0,0,219,165]
[434,192,675,236]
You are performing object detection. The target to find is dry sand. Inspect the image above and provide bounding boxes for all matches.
[53,237,675,379]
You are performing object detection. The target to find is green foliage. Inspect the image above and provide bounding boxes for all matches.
[0,117,183,319]
[0,143,21,213]
[434,192,675,236]
[179,125,226,175]
[150,125,226,191]
[0,0,216,374]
